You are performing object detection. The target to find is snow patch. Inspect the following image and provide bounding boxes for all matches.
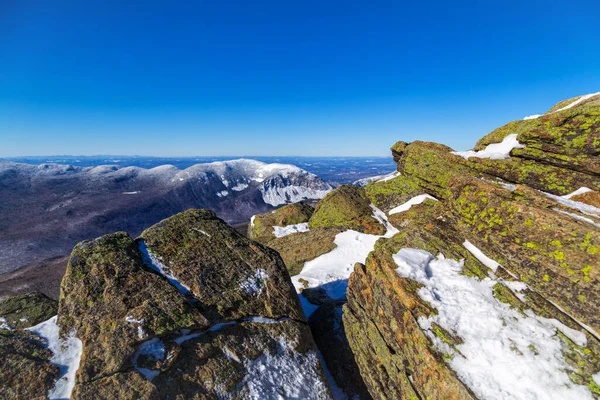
[392,248,594,400]
[462,240,500,273]
[231,183,249,191]
[389,194,438,215]
[132,337,165,381]
[593,372,600,386]
[239,269,269,295]
[26,316,83,400]
[238,337,330,399]
[523,114,542,120]
[272,222,309,238]
[0,317,12,331]
[542,191,600,218]
[192,227,211,237]
[292,205,397,299]
[121,191,140,195]
[523,93,600,120]
[554,93,600,113]
[376,170,401,183]
[216,190,229,198]
[554,209,600,228]
[453,134,525,160]
[562,187,593,200]
[138,241,192,297]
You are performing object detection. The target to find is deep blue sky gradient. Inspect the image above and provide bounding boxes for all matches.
[1,0,599,156]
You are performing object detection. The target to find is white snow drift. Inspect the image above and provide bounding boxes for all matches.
[392,248,594,400]
[389,194,438,215]
[26,316,83,400]
[292,205,398,300]
[453,134,525,160]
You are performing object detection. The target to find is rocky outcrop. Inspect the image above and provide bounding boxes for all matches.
[0,292,57,330]
[268,228,339,276]
[345,94,600,399]
[309,185,386,235]
[248,202,314,244]
[19,209,332,399]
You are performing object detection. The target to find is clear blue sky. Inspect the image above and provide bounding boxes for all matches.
[1,0,599,157]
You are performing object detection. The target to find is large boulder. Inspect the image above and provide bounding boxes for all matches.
[53,209,331,399]
[309,185,386,235]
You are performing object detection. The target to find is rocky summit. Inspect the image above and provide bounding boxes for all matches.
[1,209,331,399]
[1,93,600,399]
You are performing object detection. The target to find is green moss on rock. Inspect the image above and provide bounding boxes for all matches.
[248,202,314,244]
[309,185,386,234]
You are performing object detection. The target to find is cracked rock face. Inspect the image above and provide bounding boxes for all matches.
[344,94,600,399]
[55,209,331,399]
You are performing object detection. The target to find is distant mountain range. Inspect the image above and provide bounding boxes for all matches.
[0,158,334,273]
[3,155,396,186]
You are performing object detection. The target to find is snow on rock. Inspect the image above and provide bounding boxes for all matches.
[523,114,542,120]
[542,190,600,218]
[522,93,600,120]
[462,239,500,273]
[388,194,438,215]
[216,190,229,198]
[238,337,330,399]
[239,269,269,295]
[292,205,397,299]
[392,248,594,400]
[554,208,600,228]
[554,93,600,113]
[376,170,401,183]
[453,134,525,160]
[26,316,83,400]
[272,222,310,238]
[0,317,12,331]
[138,241,192,297]
[132,337,166,381]
[562,187,593,200]
[594,372,600,386]
[250,215,256,229]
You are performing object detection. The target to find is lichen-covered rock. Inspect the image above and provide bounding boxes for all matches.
[571,190,600,208]
[248,202,314,244]
[344,255,475,400]
[447,176,600,334]
[268,228,339,276]
[475,93,600,157]
[0,330,60,399]
[139,209,304,321]
[0,292,58,330]
[309,185,386,234]
[55,209,331,399]
[59,231,210,384]
[342,94,600,399]
[72,370,159,400]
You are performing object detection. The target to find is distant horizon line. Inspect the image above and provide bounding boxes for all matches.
[1,154,393,159]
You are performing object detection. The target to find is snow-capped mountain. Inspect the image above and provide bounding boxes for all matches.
[0,159,332,273]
